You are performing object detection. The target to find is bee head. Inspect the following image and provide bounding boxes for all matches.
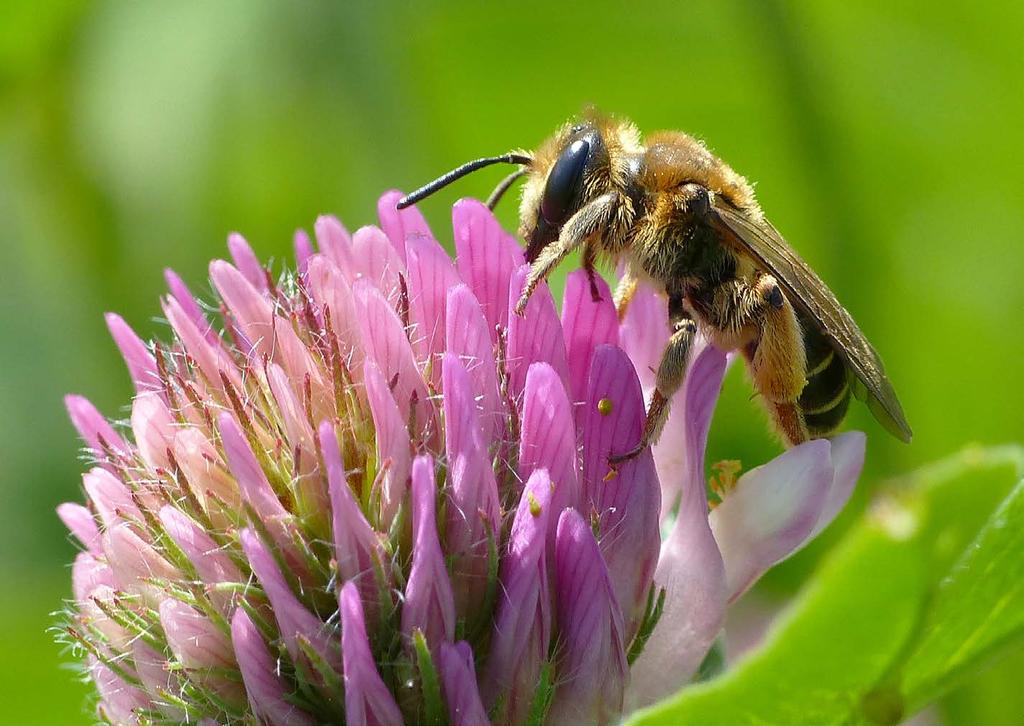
[519,122,611,263]
[396,111,638,265]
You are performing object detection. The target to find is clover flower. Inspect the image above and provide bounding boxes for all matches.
[58,192,865,725]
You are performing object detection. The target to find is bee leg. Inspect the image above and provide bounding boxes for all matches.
[707,274,809,446]
[514,192,617,316]
[582,242,603,302]
[610,302,696,464]
[614,269,638,321]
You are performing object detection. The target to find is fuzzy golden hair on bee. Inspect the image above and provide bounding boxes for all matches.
[397,110,911,460]
[641,130,763,222]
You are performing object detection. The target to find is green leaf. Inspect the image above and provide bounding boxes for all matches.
[890,445,1024,583]
[628,516,926,726]
[901,478,1024,710]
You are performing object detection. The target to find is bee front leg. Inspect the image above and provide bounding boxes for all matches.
[514,192,617,316]
[610,298,696,465]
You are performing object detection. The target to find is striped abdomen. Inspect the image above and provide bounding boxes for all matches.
[797,313,851,438]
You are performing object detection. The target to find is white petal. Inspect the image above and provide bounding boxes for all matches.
[710,439,833,602]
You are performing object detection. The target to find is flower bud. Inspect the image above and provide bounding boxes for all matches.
[340,582,404,726]
[231,609,316,725]
[159,599,246,708]
[549,508,628,726]
[439,641,489,726]
[401,456,456,654]
[482,468,553,723]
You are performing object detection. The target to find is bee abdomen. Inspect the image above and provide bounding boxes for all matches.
[798,322,851,439]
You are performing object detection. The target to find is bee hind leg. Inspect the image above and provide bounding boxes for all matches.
[727,274,810,446]
[609,305,696,464]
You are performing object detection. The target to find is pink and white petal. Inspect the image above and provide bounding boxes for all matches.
[481,468,552,721]
[618,281,668,394]
[132,641,184,720]
[102,523,179,606]
[445,284,503,443]
[218,413,304,573]
[72,552,116,601]
[581,345,661,635]
[231,609,317,726]
[561,269,618,408]
[519,363,580,533]
[80,585,132,650]
[272,316,331,413]
[266,363,317,470]
[83,467,141,530]
[91,657,150,723]
[406,234,462,382]
[159,599,237,672]
[320,420,384,612]
[306,255,364,377]
[452,198,523,342]
[354,279,432,439]
[164,268,218,344]
[378,190,433,265]
[507,265,569,401]
[131,391,176,471]
[57,503,102,555]
[210,260,275,358]
[340,582,404,726]
[626,344,730,709]
[159,506,243,590]
[709,439,834,603]
[172,427,242,525]
[218,414,288,526]
[105,313,160,394]
[439,641,490,726]
[442,353,501,614]
[239,527,342,672]
[350,225,406,300]
[227,232,267,293]
[657,340,728,514]
[362,360,412,526]
[162,294,243,393]
[810,431,866,539]
[627,509,727,710]
[549,509,628,726]
[401,456,456,653]
[65,394,129,460]
[315,214,354,272]
[294,228,314,277]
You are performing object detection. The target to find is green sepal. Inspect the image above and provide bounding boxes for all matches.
[627,585,666,666]
[413,628,448,726]
[524,659,555,726]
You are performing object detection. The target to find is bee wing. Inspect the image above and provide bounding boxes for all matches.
[712,201,912,443]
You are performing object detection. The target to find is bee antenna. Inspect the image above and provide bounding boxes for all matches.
[397,152,532,209]
[486,168,528,210]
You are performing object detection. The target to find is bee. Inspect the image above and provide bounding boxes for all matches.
[399,111,911,460]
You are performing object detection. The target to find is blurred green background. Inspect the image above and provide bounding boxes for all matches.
[1,1,1021,722]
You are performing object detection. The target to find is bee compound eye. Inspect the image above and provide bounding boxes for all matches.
[540,137,592,227]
